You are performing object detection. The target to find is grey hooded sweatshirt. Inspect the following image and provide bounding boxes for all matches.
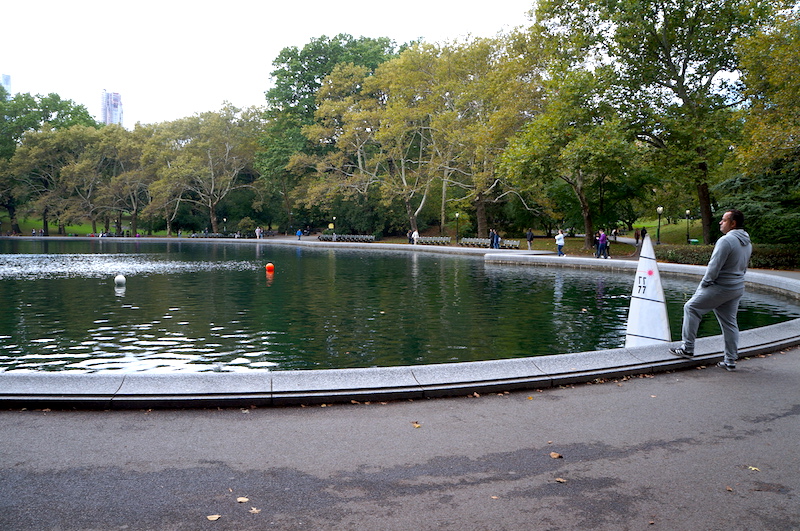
[701,229,752,289]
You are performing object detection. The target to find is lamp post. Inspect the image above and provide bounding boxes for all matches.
[223,217,227,234]
[656,206,663,245]
[685,209,691,244]
[455,212,460,244]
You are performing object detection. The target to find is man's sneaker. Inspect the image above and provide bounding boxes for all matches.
[717,362,736,371]
[669,347,694,358]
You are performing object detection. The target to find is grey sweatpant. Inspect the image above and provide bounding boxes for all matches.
[681,283,745,365]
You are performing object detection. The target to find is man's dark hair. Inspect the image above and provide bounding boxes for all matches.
[728,209,745,229]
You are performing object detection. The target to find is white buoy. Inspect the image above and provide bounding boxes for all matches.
[114,274,126,286]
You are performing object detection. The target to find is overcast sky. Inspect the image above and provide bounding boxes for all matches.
[2,0,534,127]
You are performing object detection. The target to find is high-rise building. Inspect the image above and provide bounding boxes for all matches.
[100,90,123,126]
[1,74,10,97]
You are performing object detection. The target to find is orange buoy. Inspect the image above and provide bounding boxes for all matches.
[265,262,275,273]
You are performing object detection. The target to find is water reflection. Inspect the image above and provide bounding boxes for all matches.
[1,239,798,373]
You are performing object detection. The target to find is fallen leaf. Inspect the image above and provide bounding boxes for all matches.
[249,507,261,514]
[555,477,567,483]
[490,496,499,499]
[237,497,249,503]
[650,395,657,398]
[207,515,221,521]
[527,396,534,400]
[726,486,734,492]
[411,421,422,428]
[550,452,563,459]
[748,466,760,471]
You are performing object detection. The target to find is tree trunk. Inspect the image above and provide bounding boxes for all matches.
[42,209,49,236]
[130,210,138,237]
[697,181,713,244]
[405,198,417,232]
[439,178,447,236]
[475,195,487,238]
[8,203,20,234]
[579,192,594,250]
[209,209,218,233]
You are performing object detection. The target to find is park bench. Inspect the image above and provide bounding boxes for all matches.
[317,234,375,242]
[416,236,452,245]
[458,237,520,249]
[459,238,491,247]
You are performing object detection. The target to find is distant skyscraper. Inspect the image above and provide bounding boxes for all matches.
[101,90,123,125]
[1,74,10,97]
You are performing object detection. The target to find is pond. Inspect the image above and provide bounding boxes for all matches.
[1,238,798,373]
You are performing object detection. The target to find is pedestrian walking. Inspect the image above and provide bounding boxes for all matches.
[555,229,566,256]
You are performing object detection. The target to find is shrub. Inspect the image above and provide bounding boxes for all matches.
[655,244,799,270]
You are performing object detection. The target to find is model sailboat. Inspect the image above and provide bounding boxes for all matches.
[625,234,671,347]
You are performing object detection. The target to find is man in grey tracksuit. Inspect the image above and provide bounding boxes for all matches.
[670,209,752,370]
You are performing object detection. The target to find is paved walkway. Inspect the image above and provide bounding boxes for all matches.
[1,236,798,530]
[2,345,798,530]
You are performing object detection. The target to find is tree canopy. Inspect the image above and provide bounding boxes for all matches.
[1,17,797,243]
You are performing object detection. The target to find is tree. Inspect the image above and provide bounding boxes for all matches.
[11,125,100,234]
[502,69,638,248]
[161,105,264,233]
[722,10,800,243]
[0,89,96,232]
[534,0,782,243]
[428,35,546,238]
[258,34,402,230]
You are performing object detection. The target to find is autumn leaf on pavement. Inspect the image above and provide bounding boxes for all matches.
[411,421,421,428]
[237,497,249,503]
[207,515,221,521]
[555,477,567,483]
[550,452,563,459]
[249,507,261,514]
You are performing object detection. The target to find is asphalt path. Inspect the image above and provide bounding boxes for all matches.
[1,346,798,531]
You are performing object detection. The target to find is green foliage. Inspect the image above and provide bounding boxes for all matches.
[714,171,800,245]
[3,16,798,243]
[534,0,781,244]
[266,34,401,119]
[237,216,256,235]
[0,91,97,160]
[655,244,799,270]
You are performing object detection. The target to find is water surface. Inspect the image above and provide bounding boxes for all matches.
[1,239,797,372]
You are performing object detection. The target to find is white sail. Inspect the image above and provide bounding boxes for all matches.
[625,234,671,347]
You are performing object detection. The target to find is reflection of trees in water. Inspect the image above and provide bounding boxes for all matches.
[1,240,799,372]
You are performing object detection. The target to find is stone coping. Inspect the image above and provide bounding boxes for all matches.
[1,240,798,409]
